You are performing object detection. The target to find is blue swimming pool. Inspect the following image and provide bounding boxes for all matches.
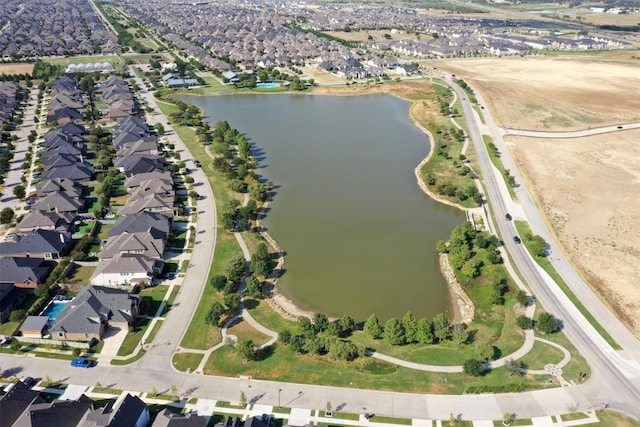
[257,83,279,88]
[40,301,70,320]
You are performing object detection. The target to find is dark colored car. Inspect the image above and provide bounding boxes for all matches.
[20,376,34,387]
[194,160,201,168]
[71,358,93,368]
[505,213,512,221]
[513,236,521,244]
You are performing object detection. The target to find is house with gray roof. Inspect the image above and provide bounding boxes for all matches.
[35,178,83,198]
[0,256,48,290]
[42,162,93,182]
[117,194,173,217]
[109,211,171,238]
[19,316,50,338]
[17,211,75,234]
[50,285,141,341]
[114,155,166,177]
[32,191,84,215]
[82,394,150,427]
[0,381,45,427]
[12,394,94,427]
[124,171,173,191]
[99,232,166,261]
[0,230,71,260]
[90,253,160,288]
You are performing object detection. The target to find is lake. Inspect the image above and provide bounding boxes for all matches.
[178,93,464,322]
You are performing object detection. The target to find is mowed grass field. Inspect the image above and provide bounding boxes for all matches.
[0,63,34,75]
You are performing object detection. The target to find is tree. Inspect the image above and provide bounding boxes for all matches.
[205,302,225,326]
[475,342,494,361]
[436,240,448,253]
[313,312,329,333]
[416,318,434,344]
[224,254,246,283]
[155,122,165,135]
[244,275,262,298]
[210,275,227,290]
[503,412,513,426]
[402,311,418,343]
[515,289,529,306]
[224,294,242,312]
[505,358,525,376]
[433,313,450,342]
[364,314,382,339]
[463,358,485,376]
[536,312,559,334]
[515,315,532,330]
[238,340,256,361]
[279,329,292,344]
[250,260,269,278]
[339,315,355,335]
[452,323,469,344]
[13,185,26,200]
[529,234,547,257]
[298,316,315,337]
[9,309,26,322]
[0,207,14,224]
[383,318,406,345]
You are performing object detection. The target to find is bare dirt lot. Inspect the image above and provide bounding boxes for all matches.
[0,63,34,75]
[435,54,640,335]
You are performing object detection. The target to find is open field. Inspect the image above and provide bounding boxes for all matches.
[435,54,640,131]
[433,54,640,335]
[0,63,34,75]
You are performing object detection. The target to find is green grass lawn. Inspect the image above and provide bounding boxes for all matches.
[65,264,96,286]
[518,339,565,370]
[226,318,271,346]
[117,318,151,357]
[171,352,204,372]
[483,135,516,200]
[97,223,114,240]
[145,320,163,345]
[142,285,170,316]
[514,220,619,349]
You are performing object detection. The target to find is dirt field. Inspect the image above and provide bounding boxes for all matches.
[435,55,640,335]
[0,63,34,75]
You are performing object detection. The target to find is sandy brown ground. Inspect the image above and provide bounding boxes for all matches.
[0,63,34,75]
[434,54,640,335]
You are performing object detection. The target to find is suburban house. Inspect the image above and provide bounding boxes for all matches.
[90,253,161,288]
[35,177,83,198]
[117,193,173,217]
[17,211,76,234]
[152,409,207,427]
[215,416,269,427]
[49,285,141,341]
[0,230,71,259]
[41,161,94,182]
[108,211,171,238]
[114,154,166,177]
[129,179,174,206]
[0,382,45,427]
[124,171,173,192]
[0,256,48,289]
[99,232,166,261]
[11,394,95,426]
[31,191,84,215]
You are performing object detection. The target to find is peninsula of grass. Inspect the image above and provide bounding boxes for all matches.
[226,318,272,347]
[172,352,204,372]
[514,220,619,349]
[417,82,482,209]
[117,318,151,357]
[517,339,565,370]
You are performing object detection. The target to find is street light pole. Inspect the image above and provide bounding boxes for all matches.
[278,389,282,408]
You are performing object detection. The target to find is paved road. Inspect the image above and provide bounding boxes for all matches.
[446,76,640,416]
[0,88,39,221]
[502,122,640,138]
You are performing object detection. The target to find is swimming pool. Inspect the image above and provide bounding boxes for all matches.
[257,83,279,88]
[40,301,70,320]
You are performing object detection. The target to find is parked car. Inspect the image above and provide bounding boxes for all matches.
[71,358,93,368]
[513,236,521,244]
[20,376,34,387]
[194,160,201,168]
[505,213,512,221]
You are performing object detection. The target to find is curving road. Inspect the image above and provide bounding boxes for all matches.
[446,76,640,417]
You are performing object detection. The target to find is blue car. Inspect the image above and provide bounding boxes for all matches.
[71,358,93,368]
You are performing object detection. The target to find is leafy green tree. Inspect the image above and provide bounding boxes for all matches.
[313,312,329,333]
[383,318,406,345]
[463,358,485,376]
[529,234,547,257]
[224,294,242,312]
[155,122,164,135]
[402,311,418,343]
[436,240,448,253]
[237,340,257,360]
[516,315,532,330]
[452,323,469,344]
[515,289,529,306]
[475,342,494,361]
[9,309,26,322]
[13,185,26,200]
[433,313,451,342]
[416,318,434,344]
[210,275,227,290]
[461,258,482,278]
[536,312,559,334]
[224,254,246,283]
[325,322,341,337]
[279,329,292,344]
[339,315,355,335]
[0,207,14,224]
[205,302,225,326]
[244,276,262,298]
[298,316,315,337]
[250,260,269,278]
[505,358,525,376]
[364,314,383,339]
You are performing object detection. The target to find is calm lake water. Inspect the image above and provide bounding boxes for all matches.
[178,93,464,322]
